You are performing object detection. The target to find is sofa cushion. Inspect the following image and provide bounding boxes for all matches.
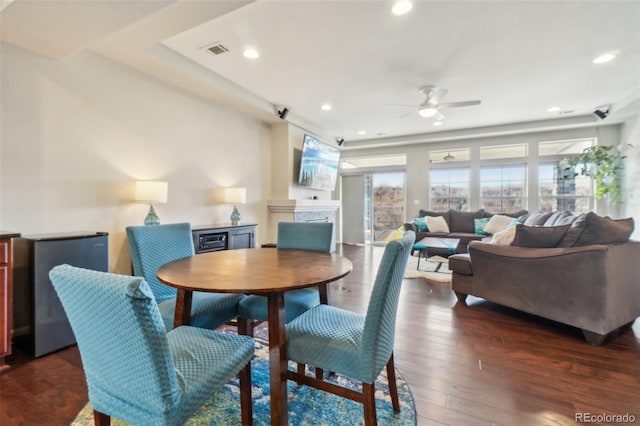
[512,224,571,248]
[412,217,428,232]
[419,210,450,227]
[557,214,586,247]
[425,216,450,233]
[448,209,485,234]
[484,215,518,235]
[490,226,517,245]
[544,211,577,226]
[474,218,491,235]
[524,210,554,226]
[573,212,634,246]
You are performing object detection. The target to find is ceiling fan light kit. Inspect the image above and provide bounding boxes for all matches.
[390,85,481,122]
[419,107,438,118]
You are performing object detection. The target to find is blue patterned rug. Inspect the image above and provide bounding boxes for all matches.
[73,330,416,425]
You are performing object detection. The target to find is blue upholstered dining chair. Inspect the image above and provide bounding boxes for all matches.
[238,222,334,327]
[49,264,255,426]
[285,230,415,426]
[126,223,244,331]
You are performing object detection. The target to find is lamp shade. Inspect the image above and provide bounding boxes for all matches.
[135,181,168,203]
[224,187,246,204]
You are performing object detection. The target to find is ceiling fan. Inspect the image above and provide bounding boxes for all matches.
[390,85,481,121]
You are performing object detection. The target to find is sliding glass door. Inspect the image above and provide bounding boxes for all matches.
[365,172,405,244]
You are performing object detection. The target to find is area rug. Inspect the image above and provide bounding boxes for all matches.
[403,254,452,283]
[72,336,416,426]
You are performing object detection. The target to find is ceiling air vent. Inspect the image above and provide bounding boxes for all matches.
[204,43,229,56]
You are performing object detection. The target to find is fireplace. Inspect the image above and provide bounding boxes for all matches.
[267,200,341,250]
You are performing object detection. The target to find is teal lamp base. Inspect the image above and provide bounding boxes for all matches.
[230,205,241,226]
[144,204,160,226]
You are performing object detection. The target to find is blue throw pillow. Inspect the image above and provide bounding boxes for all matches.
[412,217,428,232]
[474,218,491,235]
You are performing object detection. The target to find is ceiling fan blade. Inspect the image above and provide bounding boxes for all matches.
[437,100,481,109]
[393,110,417,122]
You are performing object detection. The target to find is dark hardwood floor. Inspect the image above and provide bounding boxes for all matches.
[1,243,639,425]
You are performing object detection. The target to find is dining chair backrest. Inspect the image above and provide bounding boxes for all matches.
[49,264,181,414]
[360,230,415,382]
[126,223,195,302]
[277,222,334,253]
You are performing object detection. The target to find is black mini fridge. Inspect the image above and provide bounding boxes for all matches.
[13,232,108,357]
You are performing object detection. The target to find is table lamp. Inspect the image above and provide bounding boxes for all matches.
[224,187,246,225]
[135,180,168,226]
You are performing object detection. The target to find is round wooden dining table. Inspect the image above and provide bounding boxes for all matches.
[157,248,353,426]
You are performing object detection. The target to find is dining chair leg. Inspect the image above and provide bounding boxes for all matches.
[93,410,110,426]
[362,382,377,426]
[239,360,253,426]
[386,354,400,412]
[237,318,253,337]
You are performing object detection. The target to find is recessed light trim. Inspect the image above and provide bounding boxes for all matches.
[357,130,367,135]
[243,47,259,59]
[392,0,413,16]
[593,52,616,64]
[433,121,443,126]
[547,106,561,112]
[321,103,332,111]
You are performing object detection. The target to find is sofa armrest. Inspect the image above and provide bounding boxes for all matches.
[465,240,640,335]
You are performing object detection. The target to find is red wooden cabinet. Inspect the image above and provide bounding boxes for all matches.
[0,238,12,371]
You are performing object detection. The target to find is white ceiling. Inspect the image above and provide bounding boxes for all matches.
[2,0,639,148]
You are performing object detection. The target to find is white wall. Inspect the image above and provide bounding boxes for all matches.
[0,43,272,274]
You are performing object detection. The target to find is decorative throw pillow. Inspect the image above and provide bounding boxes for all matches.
[473,218,491,235]
[484,214,517,235]
[425,216,450,233]
[573,212,634,246]
[512,224,571,248]
[412,217,428,232]
[523,210,554,226]
[490,226,516,245]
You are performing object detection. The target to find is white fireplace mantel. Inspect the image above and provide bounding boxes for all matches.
[266,199,341,246]
[267,199,341,213]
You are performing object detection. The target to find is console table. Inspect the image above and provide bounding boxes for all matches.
[192,224,257,254]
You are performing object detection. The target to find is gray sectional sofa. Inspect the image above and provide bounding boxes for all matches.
[449,211,639,345]
[403,209,527,257]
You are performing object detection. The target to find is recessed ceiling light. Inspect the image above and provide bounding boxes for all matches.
[547,106,561,112]
[243,47,259,59]
[392,0,413,16]
[433,121,443,126]
[357,130,367,135]
[592,52,616,64]
[321,103,332,111]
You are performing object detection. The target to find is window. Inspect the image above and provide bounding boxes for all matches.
[539,138,594,156]
[429,148,470,163]
[539,163,593,213]
[341,154,406,169]
[480,166,527,213]
[429,168,470,211]
[480,144,528,160]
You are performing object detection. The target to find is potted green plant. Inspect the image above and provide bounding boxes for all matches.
[561,145,628,205]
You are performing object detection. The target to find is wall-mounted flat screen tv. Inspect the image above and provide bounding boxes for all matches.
[298,134,340,191]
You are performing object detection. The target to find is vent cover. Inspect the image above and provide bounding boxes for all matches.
[204,43,229,56]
